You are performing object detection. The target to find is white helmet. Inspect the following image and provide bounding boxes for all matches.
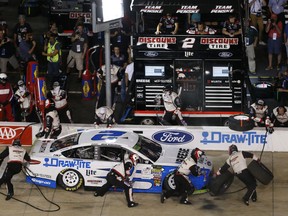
[0,73,7,84]
[129,153,140,166]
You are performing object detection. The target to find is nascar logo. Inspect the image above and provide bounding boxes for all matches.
[152,130,194,144]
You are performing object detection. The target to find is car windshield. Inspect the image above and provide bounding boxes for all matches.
[133,135,162,162]
[50,132,82,152]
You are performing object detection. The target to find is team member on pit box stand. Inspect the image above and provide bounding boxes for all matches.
[216,144,259,206]
[94,106,115,128]
[155,13,179,35]
[222,14,242,37]
[0,73,14,121]
[249,99,272,130]
[270,105,288,127]
[161,148,205,205]
[50,81,73,123]
[14,79,37,122]
[155,84,187,126]
[94,153,140,208]
[35,98,62,139]
[0,139,31,201]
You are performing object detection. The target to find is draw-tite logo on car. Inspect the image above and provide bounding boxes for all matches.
[152,130,194,145]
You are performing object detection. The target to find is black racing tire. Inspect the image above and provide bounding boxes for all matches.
[248,160,274,185]
[57,169,84,191]
[228,114,254,131]
[252,82,274,99]
[208,171,234,196]
[163,172,176,191]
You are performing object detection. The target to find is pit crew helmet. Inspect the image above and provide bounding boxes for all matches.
[0,73,7,84]
[129,153,140,166]
[163,84,173,92]
[191,148,205,162]
[17,80,25,86]
[256,99,265,106]
[12,139,21,146]
[228,144,238,155]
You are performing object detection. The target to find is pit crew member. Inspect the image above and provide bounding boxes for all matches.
[161,148,205,205]
[155,13,179,35]
[270,105,288,127]
[249,99,271,128]
[94,106,115,128]
[35,98,62,139]
[155,84,187,126]
[0,139,31,201]
[94,153,140,208]
[216,145,259,206]
[50,81,73,123]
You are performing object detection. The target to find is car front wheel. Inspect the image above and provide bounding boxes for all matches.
[57,169,84,191]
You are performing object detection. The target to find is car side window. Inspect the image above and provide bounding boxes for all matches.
[62,146,95,159]
[99,147,123,162]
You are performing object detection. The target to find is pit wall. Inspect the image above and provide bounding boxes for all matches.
[0,122,287,152]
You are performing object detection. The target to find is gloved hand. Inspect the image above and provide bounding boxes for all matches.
[253,117,262,123]
[55,95,61,101]
[35,131,44,138]
[266,127,274,134]
[19,98,25,103]
[94,122,99,129]
[265,118,271,127]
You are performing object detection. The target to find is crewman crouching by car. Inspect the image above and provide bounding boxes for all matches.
[216,144,259,206]
[161,148,205,205]
[0,139,31,200]
[270,105,288,127]
[94,153,139,208]
[94,106,115,128]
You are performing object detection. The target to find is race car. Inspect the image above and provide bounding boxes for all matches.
[26,129,213,193]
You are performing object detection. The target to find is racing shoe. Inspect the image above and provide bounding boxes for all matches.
[128,202,139,208]
[180,199,192,205]
[160,192,166,203]
[94,192,99,197]
[6,192,14,201]
[252,191,257,202]
[242,198,249,206]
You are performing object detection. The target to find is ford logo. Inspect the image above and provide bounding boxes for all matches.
[152,130,194,145]
[218,52,233,58]
[144,51,159,57]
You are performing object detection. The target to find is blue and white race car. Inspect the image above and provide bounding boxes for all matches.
[26,129,213,193]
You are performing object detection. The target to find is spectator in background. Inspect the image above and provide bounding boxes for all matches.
[110,27,130,54]
[265,13,282,71]
[270,105,288,127]
[249,0,266,45]
[155,13,179,35]
[18,32,36,63]
[283,22,288,66]
[0,15,8,36]
[245,20,258,74]
[0,31,20,74]
[66,23,88,82]
[13,14,32,49]
[268,0,287,34]
[42,32,61,88]
[222,14,242,37]
[0,73,14,121]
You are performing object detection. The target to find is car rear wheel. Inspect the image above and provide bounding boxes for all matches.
[57,169,84,191]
